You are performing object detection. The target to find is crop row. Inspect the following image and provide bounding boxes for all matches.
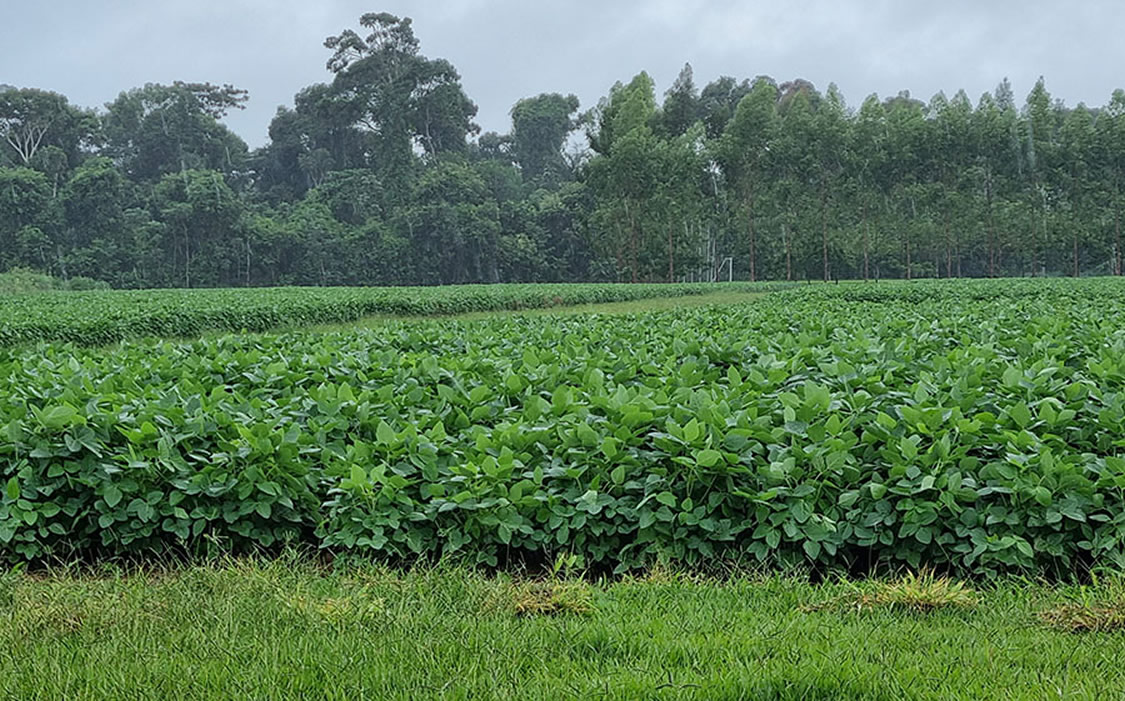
[0,282,765,348]
[3,278,1125,575]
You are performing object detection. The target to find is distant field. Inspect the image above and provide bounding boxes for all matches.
[0,281,769,347]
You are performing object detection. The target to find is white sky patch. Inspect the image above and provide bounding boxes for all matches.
[1,0,1123,146]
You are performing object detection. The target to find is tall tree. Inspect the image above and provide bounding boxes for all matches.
[0,167,56,271]
[151,169,243,287]
[662,64,700,138]
[509,93,580,185]
[718,78,779,282]
[0,88,98,169]
[102,82,249,181]
[585,73,663,282]
[323,12,478,173]
[849,95,888,279]
[698,76,753,138]
[1099,90,1125,275]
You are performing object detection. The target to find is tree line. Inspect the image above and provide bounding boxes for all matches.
[2,12,1124,289]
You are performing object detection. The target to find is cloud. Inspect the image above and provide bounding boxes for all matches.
[1,0,1122,147]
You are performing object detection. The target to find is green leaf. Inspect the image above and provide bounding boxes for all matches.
[38,404,79,430]
[1008,402,1032,430]
[376,420,396,446]
[103,484,123,508]
[1002,366,1022,389]
[600,437,619,459]
[350,465,367,485]
[765,529,781,549]
[504,373,525,393]
[611,465,626,485]
[803,540,821,560]
[683,419,701,443]
[696,449,722,468]
[4,477,18,502]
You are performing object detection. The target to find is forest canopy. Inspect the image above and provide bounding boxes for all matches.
[2,11,1124,288]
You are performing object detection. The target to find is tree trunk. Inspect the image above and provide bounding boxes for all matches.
[986,172,996,278]
[783,222,792,281]
[820,181,829,282]
[906,195,915,280]
[944,209,952,278]
[862,200,870,281]
[905,238,912,281]
[747,191,757,283]
[614,221,625,281]
[56,244,68,281]
[1116,205,1122,276]
[1073,230,1079,278]
[184,228,191,289]
[956,234,962,278]
[667,223,675,283]
[623,201,638,284]
[630,220,639,284]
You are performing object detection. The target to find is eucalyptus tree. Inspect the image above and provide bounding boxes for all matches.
[717,78,778,281]
[1058,104,1097,275]
[929,90,975,276]
[661,64,701,138]
[585,73,662,281]
[1097,90,1125,275]
[812,85,849,281]
[653,124,707,281]
[849,95,889,279]
[775,82,838,280]
[970,91,1006,276]
[1021,77,1060,275]
[883,91,928,278]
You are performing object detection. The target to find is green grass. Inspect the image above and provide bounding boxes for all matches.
[2,559,1125,699]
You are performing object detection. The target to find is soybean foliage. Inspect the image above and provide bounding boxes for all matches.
[3,278,1125,577]
[0,282,762,347]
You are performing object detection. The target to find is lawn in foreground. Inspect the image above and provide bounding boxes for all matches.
[2,560,1123,700]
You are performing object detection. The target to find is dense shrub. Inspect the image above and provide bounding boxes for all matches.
[0,268,112,294]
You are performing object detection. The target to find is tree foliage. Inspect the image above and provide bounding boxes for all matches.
[4,14,1125,287]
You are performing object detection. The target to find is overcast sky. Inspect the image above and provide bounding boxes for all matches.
[2,1,1119,147]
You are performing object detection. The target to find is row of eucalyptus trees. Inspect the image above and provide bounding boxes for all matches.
[587,68,1125,283]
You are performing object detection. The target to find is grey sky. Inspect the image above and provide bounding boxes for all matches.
[2,1,1119,147]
